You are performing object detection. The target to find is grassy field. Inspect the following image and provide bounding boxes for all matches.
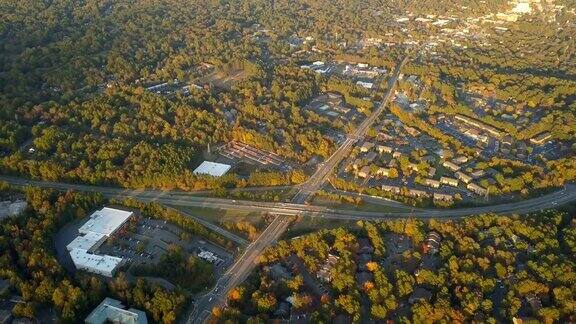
[311,195,408,213]
[196,69,248,90]
[177,206,272,241]
[177,206,266,223]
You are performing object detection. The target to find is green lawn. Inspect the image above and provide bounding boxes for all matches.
[176,206,265,223]
[311,195,408,213]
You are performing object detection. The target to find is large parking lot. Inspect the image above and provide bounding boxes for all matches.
[101,218,234,277]
[55,214,234,280]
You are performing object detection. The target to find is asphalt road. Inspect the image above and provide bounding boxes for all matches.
[184,54,410,323]
[172,207,249,246]
[0,53,409,324]
[3,175,576,220]
[4,53,575,323]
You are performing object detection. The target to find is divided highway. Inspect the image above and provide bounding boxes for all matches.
[3,175,576,220]
[2,52,575,323]
[188,55,411,322]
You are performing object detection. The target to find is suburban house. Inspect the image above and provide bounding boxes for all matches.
[423,178,441,188]
[440,176,459,187]
[467,183,488,196]
[442,161,461,172]
[455,171,473,184]
[433,193,453,202]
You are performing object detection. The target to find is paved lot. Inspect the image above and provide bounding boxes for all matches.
[53,219,85,273]
[54,215,234,279]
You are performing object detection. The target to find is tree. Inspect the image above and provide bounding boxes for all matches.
[394,270,415,298]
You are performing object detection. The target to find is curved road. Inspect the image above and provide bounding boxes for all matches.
[2,175,574,219]
[3,51,575,323]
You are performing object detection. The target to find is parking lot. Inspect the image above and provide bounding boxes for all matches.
[100,218,234,277]
[218,141,293,172]
[55,214,234,279]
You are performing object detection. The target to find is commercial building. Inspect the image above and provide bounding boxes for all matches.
[67,207,133,277]
[85,298,148,324]
[193,161,232,177]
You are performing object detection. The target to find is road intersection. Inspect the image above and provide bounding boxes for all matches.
[185,55,411,322]
[2,53,575,323]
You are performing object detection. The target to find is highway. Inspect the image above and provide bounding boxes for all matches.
[0,54,411,323]
[2,175,576,220]
[3,52,575,323]
[179,53,410,323]
[173,208,249,246]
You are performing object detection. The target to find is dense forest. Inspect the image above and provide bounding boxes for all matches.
[2,0,574,193]
[0,0,409,189]
[216,211,576,323]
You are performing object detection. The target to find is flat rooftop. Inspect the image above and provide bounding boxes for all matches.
[67,231,106,252]
[79,207,133,236]
[86,298,148,324]
[193,161,232,177]
[69,249,123,274]
[69,207,133,277]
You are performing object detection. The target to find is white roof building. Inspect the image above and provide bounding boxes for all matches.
[80,207,133,236]
[67,231,108,252]
[356,81,374,89]
[69,249,124,278]
[193,161,232,177]
[67,207,134,277]
[85,298,148,324]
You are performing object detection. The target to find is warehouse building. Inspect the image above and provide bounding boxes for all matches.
[193,161,232,177]
[67,207,134,277]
